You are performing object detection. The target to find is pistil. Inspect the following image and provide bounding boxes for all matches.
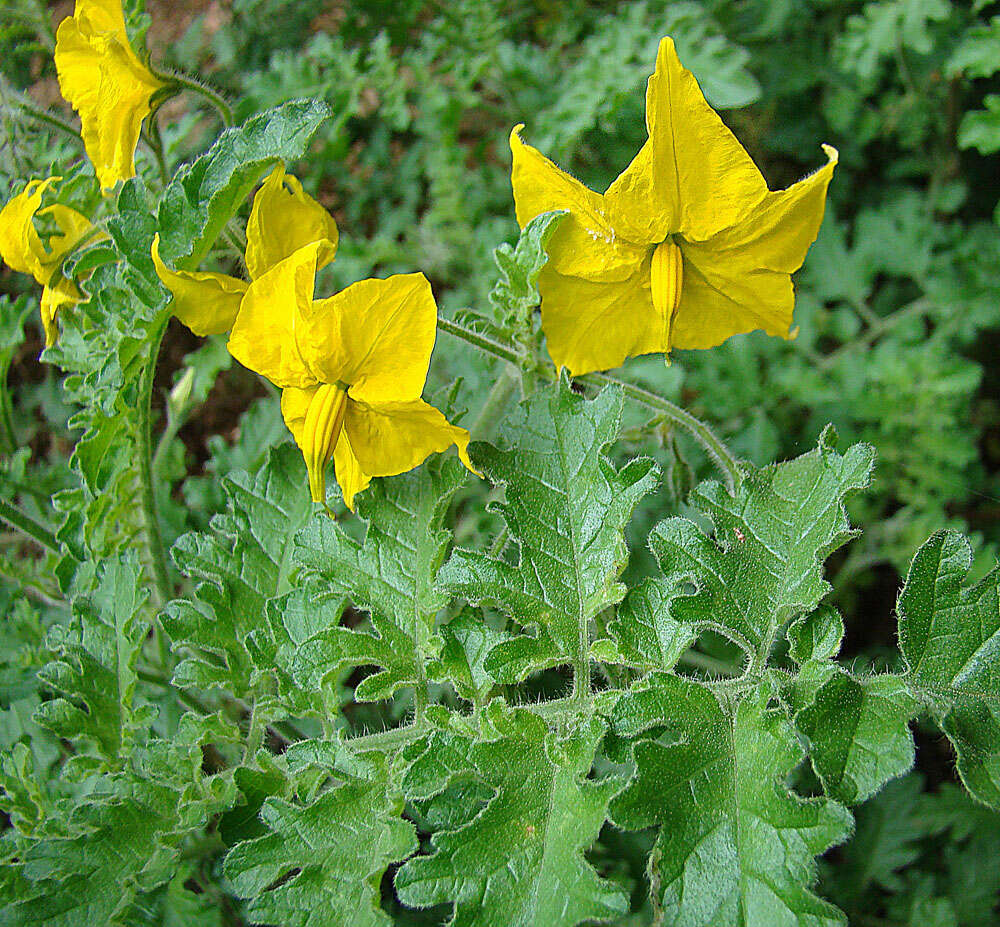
[303,383,349,503]
[650,239,683,345]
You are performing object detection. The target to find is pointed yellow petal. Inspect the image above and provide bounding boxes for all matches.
[333,430,371,511]
[298,273,437,403]
[279,384,316,449]
[151,235,246,336]
[605,37,768,243]
[671,146,837,350]
[35,202,93,273]
[55,0,166,191]
[687,145,838,272]
[538,260,666,376]
[344,398,477,482]
[40,278,82,347]
[227,241,325,389]
[0,178,58,278]
[245,165,339,280]
[510,125,642,281]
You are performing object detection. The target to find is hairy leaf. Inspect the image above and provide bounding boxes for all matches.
[796,669,917,804]
[897,530,1000,807]
[627,428,872,667]
[442,375,657,685]
[34,552,151,766]
[395,705,628,926]
[225,755,416,927]
[165,444,312,697]
[293,455,468,702]
[157,99,330,269]
[611,675,852,926]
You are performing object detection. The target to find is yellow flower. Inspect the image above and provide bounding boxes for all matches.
[54,0,167,191]
[510,36,838,376]
[0,177,93,345]
[152,165,338,336]
[227,240,476,509]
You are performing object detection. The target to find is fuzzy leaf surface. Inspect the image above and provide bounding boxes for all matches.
[293,456,469,702]
[395,705,628,926]
[610,675,852,927]
[631,428,873,665]
[165,444,312,697]
[157,100,330,268]
[34,552,150,765]
[441,376,657,684]
[796,669,917,804]
[225,756,416,927]
[897,530,1000,807]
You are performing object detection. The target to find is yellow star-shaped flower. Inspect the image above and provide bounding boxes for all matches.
[228,240,476,509]
[152,164,339,336]
[0,177,94,345]
[511,36,838,376]
[54,0,167,191]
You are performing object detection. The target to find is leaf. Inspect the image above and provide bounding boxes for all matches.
[293,455,468,702]
[947,16,1000,78]
[796,669,917,804]
[157,100,330,269]
[441,375,657,685]
[164,444,313,697]
[610,674,852,926]
[34,552,151,766]
[0,732,235,927]
[958,95,1000,155]
[427,611,513,706]
[897,530,1000,808]
[634,427,873,666]
[225,755,416,927]
[488,210,565,326]
[395,705,629,926]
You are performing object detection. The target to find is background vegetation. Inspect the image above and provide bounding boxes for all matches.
[2,1,999,924]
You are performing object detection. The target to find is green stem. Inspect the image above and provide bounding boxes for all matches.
[471,363,519,440]
[10,94,82,142]
[0,497,60,552]
[437,317,524,366]
[161,71,234,128]
[581,371,740,493]
[437,317,741,493]
[0,376,17,454]
[137,317,173,608]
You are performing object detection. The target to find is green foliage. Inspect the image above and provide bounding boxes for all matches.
[3,1,1000,924]
[897,531,1000,807]
[225,755,416,927]
[442,376,657,686]
[396,705,628,926]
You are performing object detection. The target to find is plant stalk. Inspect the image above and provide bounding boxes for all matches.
[0,498,60,552]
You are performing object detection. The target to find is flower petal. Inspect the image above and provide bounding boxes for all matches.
[510,125,641,281]
[300,273,437,403]
[689,145,838,272]
[40,278,82,347]
[0,178,58,278]
[538,261,666,376]
[151,235,246,336]
[671,146,837,350]
[333,430,371,511]
[227,241,326,389]
[604,37,768,243]
[245,165,339,280]
[671,254,795,350]
[55,0,166,191]
[344,398,476,482]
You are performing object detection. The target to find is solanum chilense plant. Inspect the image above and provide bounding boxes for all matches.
[0,3,998,926]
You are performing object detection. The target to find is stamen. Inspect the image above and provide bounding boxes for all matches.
[650,239,683,346]
[302,383,349,503]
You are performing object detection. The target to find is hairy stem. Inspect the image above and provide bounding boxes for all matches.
[0,497,60,552]
[437,317,741,493]
[161,71,234,128]
[137,317,173,608]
